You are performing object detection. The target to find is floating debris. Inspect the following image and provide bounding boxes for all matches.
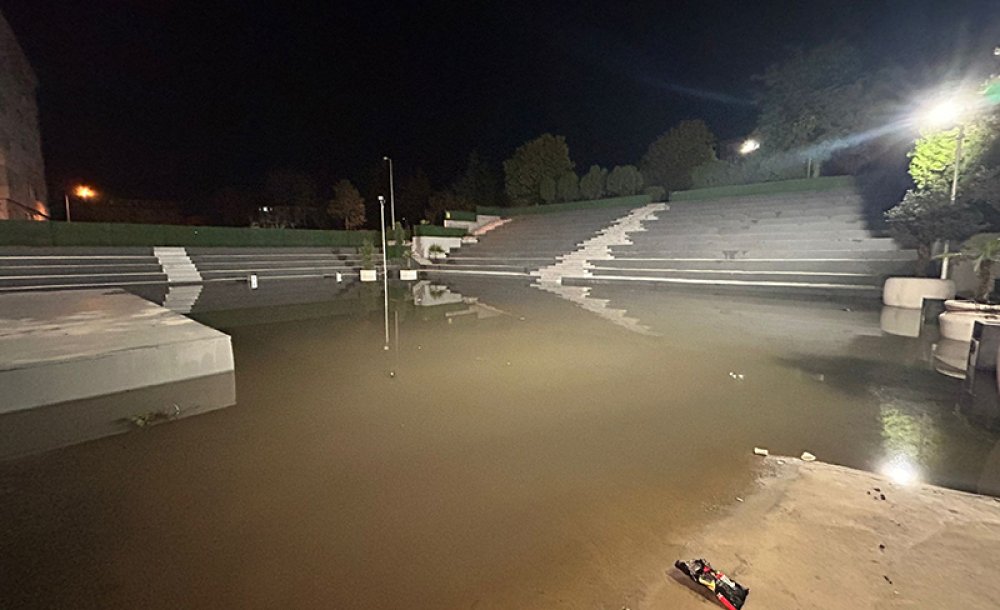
[753,447,769,457]
[800,451,817,462]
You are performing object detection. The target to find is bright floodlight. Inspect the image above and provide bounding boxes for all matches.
[922,99,964,128]
[739,138,760,155]
[73,185,97,199]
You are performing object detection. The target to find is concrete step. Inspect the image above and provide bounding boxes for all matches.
[610,248,915,260]
[195,259,360,271]
[427,262,531,273]
[0,256,159,266]
[564,274,882,296]
[590,257,914,274]
[0,263,164,275]
[200,266,358,279]
[628,229,879,241]
[615,238,901,251]
[0,272,167,288]
[585,266,882,286]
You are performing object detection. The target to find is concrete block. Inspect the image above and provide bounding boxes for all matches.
[0,289,234,414]
[883,277,955,309]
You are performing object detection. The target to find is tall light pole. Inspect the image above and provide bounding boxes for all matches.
[383,156,396,230]
[378,195,390,351]
[920,98,968,279]
[64,185,97,222]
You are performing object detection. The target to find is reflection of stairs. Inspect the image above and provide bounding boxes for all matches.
[154,247,202,284]
[534,283,657,335]
[162,284,203,314]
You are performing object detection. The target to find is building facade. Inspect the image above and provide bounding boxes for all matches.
[0,10,47,220]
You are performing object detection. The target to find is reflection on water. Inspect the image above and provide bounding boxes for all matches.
[2,279,1000,609]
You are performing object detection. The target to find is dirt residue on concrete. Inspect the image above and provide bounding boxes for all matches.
[648,458,1000,609]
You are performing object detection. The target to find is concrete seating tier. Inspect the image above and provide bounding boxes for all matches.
[0,246,375,292]
[583,187,915,294]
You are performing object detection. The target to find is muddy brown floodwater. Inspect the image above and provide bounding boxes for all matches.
[2,278,999,609]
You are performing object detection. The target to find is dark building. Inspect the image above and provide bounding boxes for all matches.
[0,9,47,221]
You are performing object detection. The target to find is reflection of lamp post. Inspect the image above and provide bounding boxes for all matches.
[64,185,97,222]
[382,156,396,230]
[920,98,968,279]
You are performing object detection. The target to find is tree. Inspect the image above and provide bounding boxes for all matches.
[579,165,607,200]
[503,133,574,206]
[754,41,899,175]
[327,179,366,230]
[640,120,715,192]
[398,169,433,225]
[606,165,644,196]
[886,188,986,276]
[539,176,558,204]
[453,152,504,207]
[556,171,579,202]
[908,120,996,191]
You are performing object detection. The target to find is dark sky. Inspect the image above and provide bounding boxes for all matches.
[2,0,1000,200]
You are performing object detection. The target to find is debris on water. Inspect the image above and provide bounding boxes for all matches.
[753,447,769,456]
[736,497,744,502]
[879,543,886,552]
[505,361,511,366]
[519,316,526,321]
[388,370,396,378]
[880,493,886,501]
[883,575,893,585]
[800,451,817,462]
[728,371,745,381]
[417,345,422,350]
[842,307,853,312]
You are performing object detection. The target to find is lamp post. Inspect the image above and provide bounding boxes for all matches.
[383,156,396,230]
[920,98,968,279]
[64,185,97,222]
[378,195,390,351]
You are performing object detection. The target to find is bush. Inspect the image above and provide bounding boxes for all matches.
[886,188,986,276]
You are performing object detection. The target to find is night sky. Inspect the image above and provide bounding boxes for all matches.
[2,0,1000,200]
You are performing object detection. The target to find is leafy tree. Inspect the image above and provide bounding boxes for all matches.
[606,165,644,196]
[327,179,366,230]
[503,133,574,206]
[754,41,900,175]
[453,152,503,207]
[539,176,558,204]
[886,188,985,276]
[640,120,715,191]
[556,171,579,202]
[908,120,996,191]
[579,165,607,200]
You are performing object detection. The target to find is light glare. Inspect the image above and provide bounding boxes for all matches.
[739,138,760,155]
[73,185,96,199]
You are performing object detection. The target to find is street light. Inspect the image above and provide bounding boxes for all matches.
[378,195,390,351]
[382,156,396,230]
[739,138,760,155]
[64,184,97,222]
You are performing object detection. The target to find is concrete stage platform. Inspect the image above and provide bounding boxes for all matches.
[0,289,234,415]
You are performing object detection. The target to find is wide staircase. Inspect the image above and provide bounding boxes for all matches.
[573,185,916,296]
[427,205,638,276]
[0,246,370,293]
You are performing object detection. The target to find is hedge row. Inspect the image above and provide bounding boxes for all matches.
[477,194,651,217]
[413,225,467,238]
[669,176,855,202]
[444,210,477,221]
[0,220,377,248]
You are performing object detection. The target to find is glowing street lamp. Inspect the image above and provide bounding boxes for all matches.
[739,138,760,155]
[64,184,97,222]
[382,156,396,230]
[917,96,971,278]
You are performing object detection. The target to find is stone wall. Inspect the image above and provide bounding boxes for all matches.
[0,10,47,220]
